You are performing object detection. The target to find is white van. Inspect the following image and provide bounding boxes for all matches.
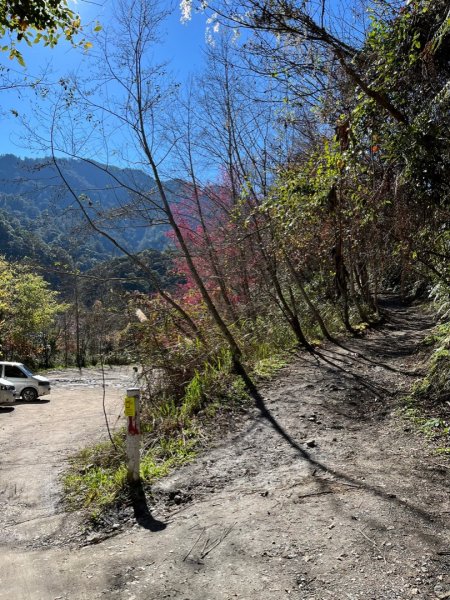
[0,362,51,402]
[0,377,17,405]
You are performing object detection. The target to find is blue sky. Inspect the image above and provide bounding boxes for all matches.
[0,0,209,160]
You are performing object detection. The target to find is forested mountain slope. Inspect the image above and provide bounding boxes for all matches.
[0,154,183,268]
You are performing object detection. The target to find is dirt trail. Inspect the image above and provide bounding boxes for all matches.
[0,301,449,600]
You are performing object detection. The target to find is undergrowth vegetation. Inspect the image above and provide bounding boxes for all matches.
[402,287,450,455]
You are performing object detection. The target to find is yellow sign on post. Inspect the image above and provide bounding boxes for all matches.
[125,388,141,483]
[124,395,136,417]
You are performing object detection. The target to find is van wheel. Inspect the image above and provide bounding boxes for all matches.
[22,388,38,402]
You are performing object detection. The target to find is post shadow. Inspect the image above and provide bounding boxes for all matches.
[129,480,167,532]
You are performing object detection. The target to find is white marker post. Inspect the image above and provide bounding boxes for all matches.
[125,387,141,483]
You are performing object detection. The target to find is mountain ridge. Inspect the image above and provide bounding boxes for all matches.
[0,154,184,270]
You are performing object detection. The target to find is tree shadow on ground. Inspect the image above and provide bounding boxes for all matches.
[323,342,422,376]
[252,388,444,532]
[320,308,435,376]
[309,349,395,398]
[235,315,446,546]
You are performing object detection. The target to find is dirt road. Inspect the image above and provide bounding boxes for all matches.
[0,367,134,547]
[0,302,449,600]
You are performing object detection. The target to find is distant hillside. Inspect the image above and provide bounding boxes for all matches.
[0,154,185,270]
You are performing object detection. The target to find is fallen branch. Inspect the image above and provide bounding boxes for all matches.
[297,490,333,499]
[183,529,205,562]
[200,523,236,559]
[201,535,210,556]
[357,528,378,547]
[356,528,387,563]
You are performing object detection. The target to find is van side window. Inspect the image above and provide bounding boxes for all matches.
[5,366,27,378]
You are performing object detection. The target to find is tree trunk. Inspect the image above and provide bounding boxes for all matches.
[284,254,335,342]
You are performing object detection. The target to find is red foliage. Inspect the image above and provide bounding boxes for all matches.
[166,176,261,319]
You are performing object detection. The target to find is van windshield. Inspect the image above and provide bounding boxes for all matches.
[20,365,34,377]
